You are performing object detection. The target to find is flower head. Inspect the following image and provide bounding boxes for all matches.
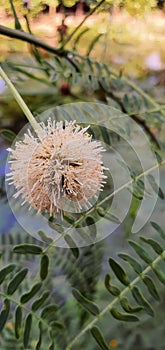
[6,119,106,216]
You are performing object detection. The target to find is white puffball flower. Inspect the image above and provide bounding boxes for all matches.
[6,119,107,216]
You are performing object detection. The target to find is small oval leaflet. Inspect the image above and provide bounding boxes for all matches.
[152,267,165,285]
[21,282,42,304]
[142,275,160,301]
[85,216,97,240]
[40,255,49,280]
[131,286,154,317]
[38,230,53,244]
[118,253,142,274]
[32,291,50,311]
[15,305,22,339]
[72,288,100,316]
[64,234,79,259]
[13,244,43,255]
[120,297,143,313]
[35,321,42,350]
[104,274,121,296]
[128,240,152,264]
[23,313,32,349]
[91,326,110,350]
[0,264,16,285]
[110,307,139,322]
[109,258,130,286]
[41,304,58,319]
[0,129,16,142]
[140,236,163,255]
[7,268,28,295]
[150,222,165,240]
[0,299,10,333]
[50,321,64,330]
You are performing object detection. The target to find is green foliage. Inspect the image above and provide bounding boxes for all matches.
[0,2,165,350]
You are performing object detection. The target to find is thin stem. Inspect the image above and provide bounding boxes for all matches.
[61,0,106,48]
[0,66,42,133]
[66,252,164,349]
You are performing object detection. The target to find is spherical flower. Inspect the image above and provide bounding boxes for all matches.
[6,119,107,216]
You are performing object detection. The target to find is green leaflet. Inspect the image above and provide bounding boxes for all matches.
[50,321,64,330]
[0,264,16,284]
[87,33,103,56]
[7,268,28,295]
[109,258,130,286]
[147,174,164,199]
[13,244,43,255]
[152,266,165,285]
[131,286,154,317]
[9,0,22,30]
[23,313,32,349]
[41,304,58,320]
[91,326,110,350]
[74,28,89,48]
[118,253,142,274]
[48,338,55,350]
[142,275,160,301]
[35,322,42,350]
[64,234,79,259]
[0,299,10,333]
[120,297,143,313]
[14,306,22,339]
[128,240,152,264]
[0,129,16,142]
[72,288,100,316]
[40,255,49,280]
[110,307,139,322]
[104,274,121,296]
[150,222,165,240]
[20,282,42,304]
[38,230,53,244]
[32,291,50,311]
[140,236,163,255]
[85,216,97,240]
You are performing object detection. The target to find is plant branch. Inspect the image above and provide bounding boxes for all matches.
[66,251,164,349]
[0,25,60,54]
[43,159,165,254]
[0,25,80,72]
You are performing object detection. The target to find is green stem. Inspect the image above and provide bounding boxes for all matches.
[0,66,42,133]
[61,0,106,48]
[66,252,164,349]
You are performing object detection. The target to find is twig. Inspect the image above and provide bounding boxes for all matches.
[66,252,164,349]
